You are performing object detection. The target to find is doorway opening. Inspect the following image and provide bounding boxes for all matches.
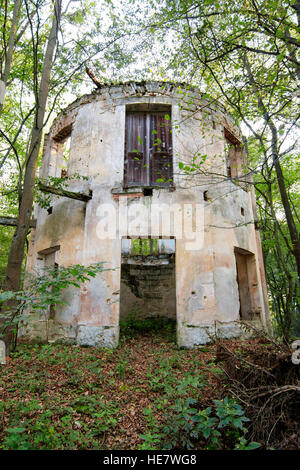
[37,245,60,320]
[120,238,176,339]
[234,247,261,321]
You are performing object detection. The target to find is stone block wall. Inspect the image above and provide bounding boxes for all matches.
[120,256,176,320]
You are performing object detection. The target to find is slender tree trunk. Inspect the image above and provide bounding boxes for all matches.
[244,54,300,280]
[0,0,22,115]
[272,147,300,280]
[2,0,62,352]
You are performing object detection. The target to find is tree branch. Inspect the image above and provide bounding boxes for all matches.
[38,182,92,202]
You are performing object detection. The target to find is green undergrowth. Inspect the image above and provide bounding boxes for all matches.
[0,330,260,450]
[119,312,176,340]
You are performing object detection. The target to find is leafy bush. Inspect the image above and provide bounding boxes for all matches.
[0,262,108,348]
[139,396,260,450]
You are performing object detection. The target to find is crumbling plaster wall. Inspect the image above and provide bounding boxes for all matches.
[21,82,270,348]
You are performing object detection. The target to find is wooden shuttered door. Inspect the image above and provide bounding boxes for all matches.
[124,111,173,187]
[124,113,148,187]
[149,113,173,187]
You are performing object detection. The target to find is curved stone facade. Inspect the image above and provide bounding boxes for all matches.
[20,81,271,347]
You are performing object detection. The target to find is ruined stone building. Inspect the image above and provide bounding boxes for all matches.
[20,81,271,348]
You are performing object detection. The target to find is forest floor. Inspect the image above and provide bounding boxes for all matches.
[0,323,298,450]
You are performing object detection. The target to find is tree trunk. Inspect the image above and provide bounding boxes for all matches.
[272,152,300,280]
[0,0,22,115]
[2,0,62,352]
[244,54,300,280]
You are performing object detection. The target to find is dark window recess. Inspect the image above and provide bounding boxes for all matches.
[47,206,53,215]
[52,125,72,178]
[124,111,173,187]
[224,128,243,179]
[241,207,244,216]
[143,188,153,196]
[49,262,59,319]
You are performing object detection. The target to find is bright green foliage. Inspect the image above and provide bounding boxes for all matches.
[139,396,260,450]
[0,394,119,450]
[0,343,120,450]
[132,238,158,255]
[0,262,107,341]
[254,147,300,338]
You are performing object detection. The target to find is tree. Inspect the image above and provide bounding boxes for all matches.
[0,0,140,294]
[0,0,22,115]
[135,0,299,338]
[1,0,62,351]
[5,0,62,293]
[0,0,139,351]
[146,0,299,271]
